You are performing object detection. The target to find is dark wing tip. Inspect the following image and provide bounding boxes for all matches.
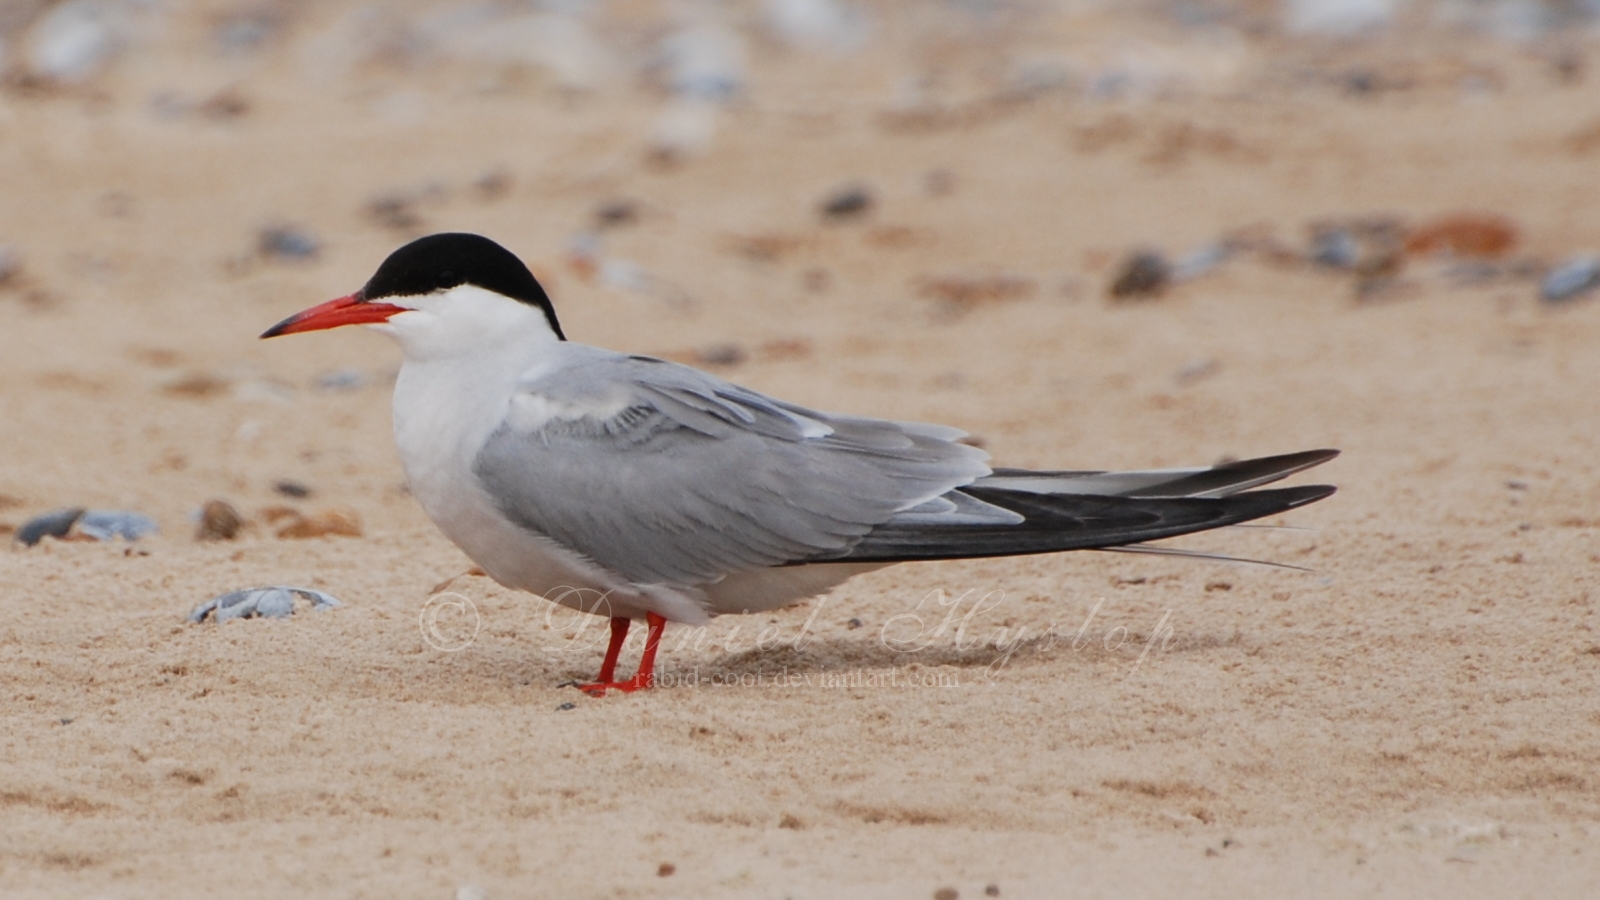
[834,481,1338,564]
[1279,483,1337,507]
[1226,448,1340,474]
[1298,448,1341,465]
[1120,448,1341,499]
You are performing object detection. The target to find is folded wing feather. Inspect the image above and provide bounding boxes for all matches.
[473,346,1337,589]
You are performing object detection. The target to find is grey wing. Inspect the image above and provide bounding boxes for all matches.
[472,351,996,587]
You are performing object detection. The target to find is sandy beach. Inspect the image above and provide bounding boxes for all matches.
[2,2,1599,897]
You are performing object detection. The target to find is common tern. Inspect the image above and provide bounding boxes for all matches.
[263,233,1337,694]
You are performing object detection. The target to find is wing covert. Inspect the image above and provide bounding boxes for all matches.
[472,350,991,586]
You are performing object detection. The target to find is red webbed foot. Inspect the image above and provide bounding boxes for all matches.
[573,612,666,696]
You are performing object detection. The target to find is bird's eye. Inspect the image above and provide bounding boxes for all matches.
[436,269,461,290]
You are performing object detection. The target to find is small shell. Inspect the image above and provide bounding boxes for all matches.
[918,273,1036,308]
[188,587,342,624]
[16,507,156,546]
[77,510,158,542]
[195,500,244,541]
[25,0,133,83]
[1403,214,1518,259]
[274,508,362,539]
[1540,256,1600,304]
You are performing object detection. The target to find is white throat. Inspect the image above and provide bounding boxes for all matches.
[371,283,561,364]
[380,284,563,543]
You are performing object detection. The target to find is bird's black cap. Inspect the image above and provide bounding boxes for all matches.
[363,233,565,339]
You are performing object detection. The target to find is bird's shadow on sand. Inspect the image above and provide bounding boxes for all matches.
[544,631,1098,686]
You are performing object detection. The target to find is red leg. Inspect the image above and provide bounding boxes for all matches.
[620,612,667,691]
[579,613,667,696]
[595,616,630,683]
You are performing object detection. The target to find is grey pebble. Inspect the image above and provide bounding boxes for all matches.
[821,184,873,220]
[189,587,342,624]
[214,14,277,54]
[366,192,426,230]
[1309,227,1361,270]
[16,508,85,546]
[257,226,320,261]
[314,367,368,391]
[696,343,747,366]
[273,480,312,498]
[658,22,746,99]
[1175,358,1221,385]
[0,245,21,284]
[595,199,639,228]
[474,169,513,201]
[1108,250,1170,300]
[1540,255,1600,304]
[1170,243,1229,282]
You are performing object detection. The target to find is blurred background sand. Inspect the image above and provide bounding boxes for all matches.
[2,1,1599,897]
